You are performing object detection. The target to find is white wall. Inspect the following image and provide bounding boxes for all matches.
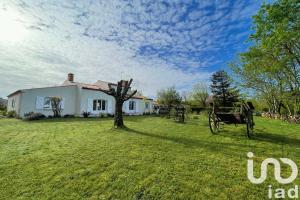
[123,98,153,115]
[7,86,154,118]
[7,93,22,116]
[19,85,78,117]
[80,89,116,116]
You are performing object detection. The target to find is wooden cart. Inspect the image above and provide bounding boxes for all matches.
[208,101,255,138]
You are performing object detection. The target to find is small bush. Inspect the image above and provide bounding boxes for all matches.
[192,115,199,119]
[99,113,107,118]
[25,112,45,121]
[64,114,75,118]
[255,112,262,116]
[262,108,269,112]
[7,111,17,118]
[48,115,53,119]
[24,112,34,117]
[82,111,90,118]
[0,110,7,116]
[107,113,114,118]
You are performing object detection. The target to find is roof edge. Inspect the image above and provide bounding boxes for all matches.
[7,85,77,97]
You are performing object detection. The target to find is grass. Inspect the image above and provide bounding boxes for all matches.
[0,115,299,199]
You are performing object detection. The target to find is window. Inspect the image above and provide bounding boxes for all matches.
[101,100,106,110]
[129,101,135,110]
[145,102,149,109]
[11,99,15,108]
[93,100,97,111]
[93,99,106,111]
[43,97,51,109]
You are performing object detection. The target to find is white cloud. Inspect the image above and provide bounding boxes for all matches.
[0,0,261,98]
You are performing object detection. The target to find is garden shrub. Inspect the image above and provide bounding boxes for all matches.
[107,113,114,118]
[192,115,199,119]
[63,114,75,118]
[7,111,16,118]
[82,111,90,118]
[0,110,6,116]
[25,112,45,120]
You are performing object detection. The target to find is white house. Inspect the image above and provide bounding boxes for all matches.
[7,73,153,118]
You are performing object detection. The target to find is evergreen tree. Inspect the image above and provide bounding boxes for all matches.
[210,70,239,107]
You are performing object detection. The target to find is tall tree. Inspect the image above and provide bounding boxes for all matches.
[191,82,209,108]
[210,70,239,107]
[102,79,137,128]
[231,0,300,116]
[157,87,182,109]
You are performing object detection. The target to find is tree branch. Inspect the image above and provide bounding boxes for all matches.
[124,90,137,101]
[122,78,133,98]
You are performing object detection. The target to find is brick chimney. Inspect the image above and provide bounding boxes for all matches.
[68,73,74,82]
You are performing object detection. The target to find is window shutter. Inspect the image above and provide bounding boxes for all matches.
[135,101,139,113]
[60,98,65,109]
[122,101,125,112]
[87,98,93,112]
[123,101,128,113]
[36,96,44,109]
[108,100,112,114]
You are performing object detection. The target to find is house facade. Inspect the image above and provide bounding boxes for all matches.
[7,73,153,117]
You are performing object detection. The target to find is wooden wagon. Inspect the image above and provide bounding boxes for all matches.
[208,101,255,138]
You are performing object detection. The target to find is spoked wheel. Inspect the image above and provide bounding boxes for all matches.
[246,111,254,138]
[209,111,220,134]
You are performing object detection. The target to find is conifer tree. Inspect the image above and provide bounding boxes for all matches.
[210,70,239,107]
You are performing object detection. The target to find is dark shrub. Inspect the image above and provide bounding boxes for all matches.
[52,114,61,118]
[25,112,45,120]
[24,112,34,117]
[7,111,17,118]
[0,110,7,116]
[48,115,53,119]
[64,114,75,118]
[107,113,114,117]
[82,111,90,118]
[255,112,262,116]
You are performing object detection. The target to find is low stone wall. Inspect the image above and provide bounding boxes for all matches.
[261,112,300,124]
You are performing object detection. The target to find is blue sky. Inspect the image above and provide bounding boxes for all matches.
[0,0,263,98]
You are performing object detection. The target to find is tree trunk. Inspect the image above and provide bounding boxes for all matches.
[114,99,124,128]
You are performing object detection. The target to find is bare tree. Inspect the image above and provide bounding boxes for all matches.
[51,96,62,118]
[102,79,137,128]
[191,82,209,108]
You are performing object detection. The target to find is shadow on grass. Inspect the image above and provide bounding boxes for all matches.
[121,127,254,156]
[253,129,300,147]
[24,115,154,123]
[216,126,300,147]
[24,117,114,123]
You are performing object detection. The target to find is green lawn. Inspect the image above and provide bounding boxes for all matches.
[0,115,299,199]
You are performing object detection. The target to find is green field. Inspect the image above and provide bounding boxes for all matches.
[0,116,299,199]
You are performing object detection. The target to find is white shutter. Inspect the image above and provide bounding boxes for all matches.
[36,96,44,109]
[122,101,126,112]
[126,101,130,113]
[135,100,139,113]
[60,98,65,109]
[87,98,93,112]
[108,100,112,114]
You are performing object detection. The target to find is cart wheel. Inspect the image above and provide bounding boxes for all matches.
[246,112,254,138]
[209,111,219,134]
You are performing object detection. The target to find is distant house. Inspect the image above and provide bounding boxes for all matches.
[0,98,7,108]
[7,73,153,118]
